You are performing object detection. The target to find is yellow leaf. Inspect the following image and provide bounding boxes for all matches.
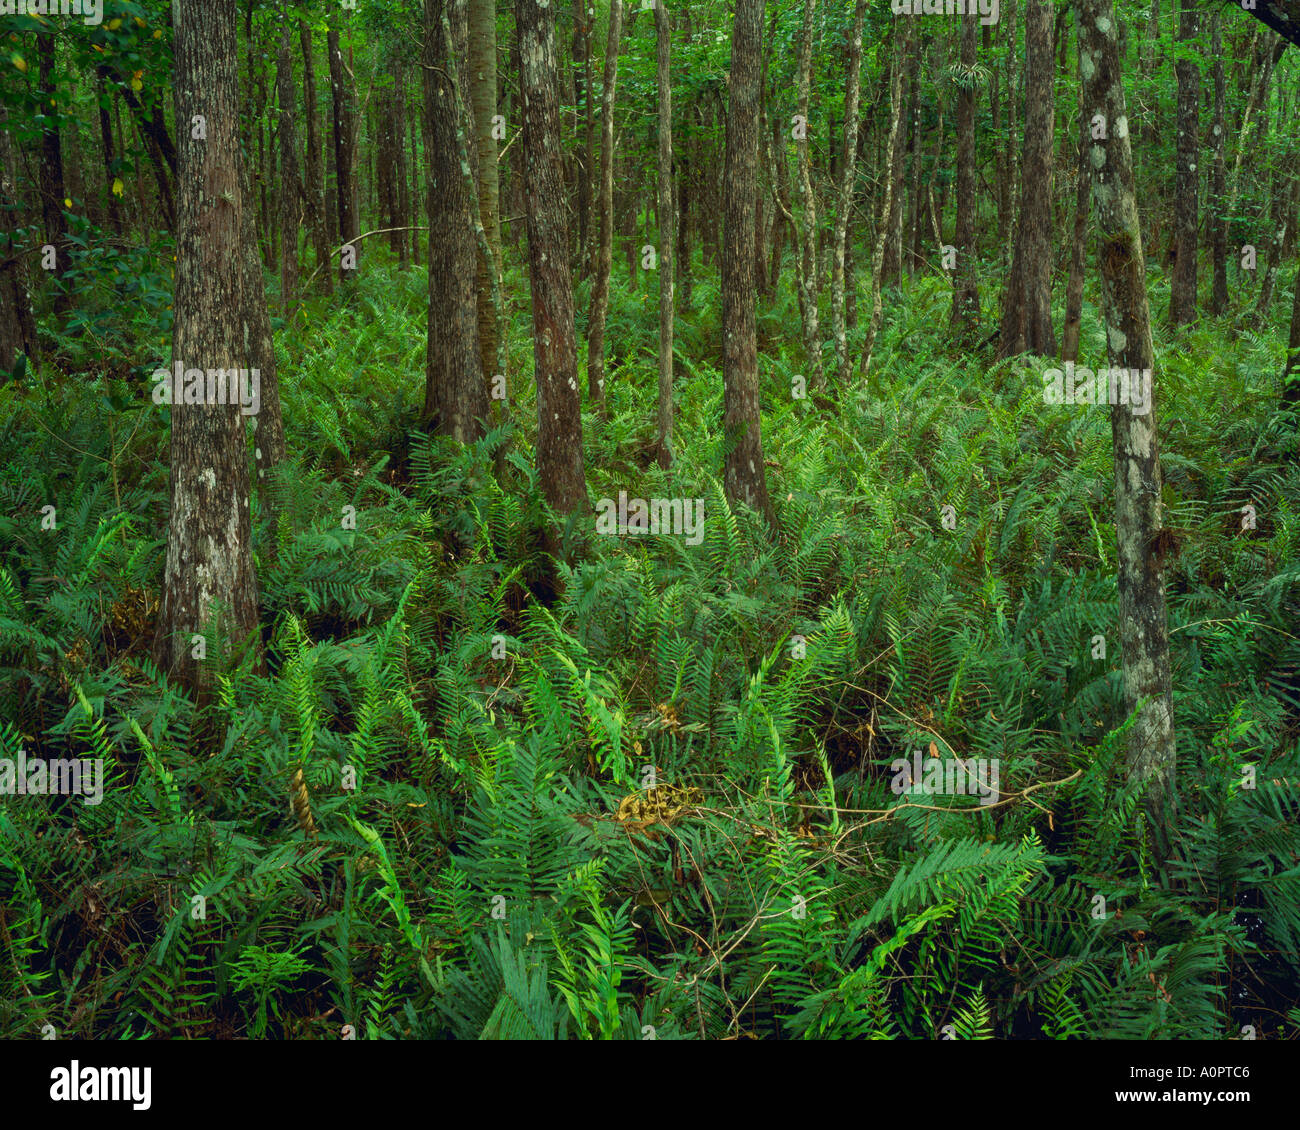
[107,18,122,29]
[63,197,71,208]
[153,30,162,39]
[111,177,124,197]
[134,16,146,27]
[11,53,26,74]
[130,77,142,92]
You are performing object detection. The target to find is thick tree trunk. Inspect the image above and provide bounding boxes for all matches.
[1169,0,1199,325]
[831,0,866,383]
[470,0,503,381]
[1078,0,1177,852]
[999,0,1056,359]
[793,0,822,387]
[154,0,260,695]
[517,0,587,518]
[422,0,490,444]
[950,11,980,342]
[722,0,774,525]
[586,0,623,405]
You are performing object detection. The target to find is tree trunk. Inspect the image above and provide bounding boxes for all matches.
[517,0,587,518]
[470,0,503,381]
[96,73,124,237]
[1169,0,1199,325]
[862,24,909,377]
[423,0,490,444]
[154,0,260,696]
[1061,88,1090,363]
[586,0,623,405]
[1255,152,1297,323]
[300,23,331,296]
[573,0,593,275]
[37,34,69,312]
[831,0,866,383]
[722,0,774,525]
[1079,0,1177,852]
[328,26,360,285]
[793,0,822,387]
[0,109,39,371]
[655,1,675,471]
[276,23,301,315]
[1209,10,1228,315]
[950,11,980,342]
[1284,260,1300,405]
[999,0,1056,359]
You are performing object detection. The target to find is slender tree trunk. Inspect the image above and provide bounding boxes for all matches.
[517,0,587,518]
[999,0,1056,359]
[300,23,331,296]
[722,0,774,525]
[655,1,675,471]
[950,10,980,342]
[328,25,360,285]
[862,25,909,378]
[1225,35,1284,227]
[1209,10,1228,315]
[831,0,866,383]
[1061,89,1090,363]
[37,35,69,312]
[1284,260,1300,405]
[276,23,301,315]
[573,0,592,275]
[586,0,623,405]
[0,109,39,371]
[155,0,260,695]
[395,74,410,269]
[1079,0,1177,853]
[882,43,915,286]
[1169,0,1199,325]
[793,0,822,387]
[96,74,124,237]
[1255,153,1297,323]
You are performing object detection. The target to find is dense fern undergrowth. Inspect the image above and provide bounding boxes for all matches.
[3,247,1300,1040]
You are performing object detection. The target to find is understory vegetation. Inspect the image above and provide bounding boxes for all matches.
[3,247,1299,1039]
